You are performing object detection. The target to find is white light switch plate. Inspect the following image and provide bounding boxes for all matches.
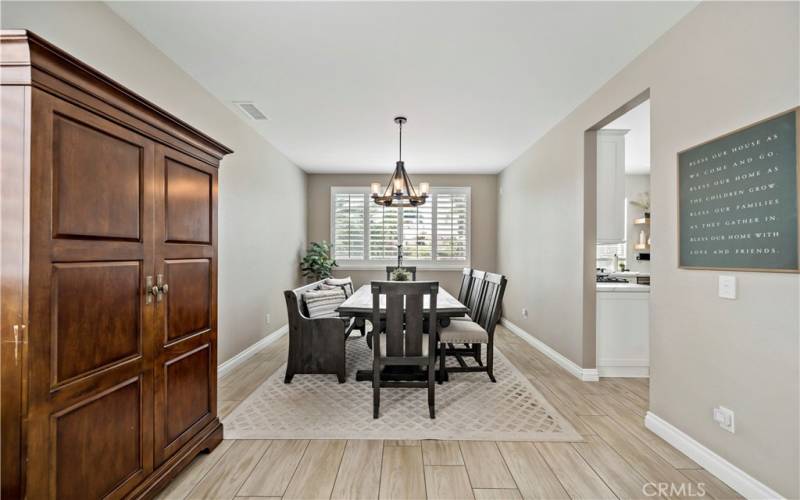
[713,406,735,433]
[718,275,736,299]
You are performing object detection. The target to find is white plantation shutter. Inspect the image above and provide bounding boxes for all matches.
[436,191,469,260]
[369,204,399,260]
[402,204,433,260]
[330,187,469,265]
[332,192,366,260]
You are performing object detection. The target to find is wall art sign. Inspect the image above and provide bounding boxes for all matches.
[678,108,799,272]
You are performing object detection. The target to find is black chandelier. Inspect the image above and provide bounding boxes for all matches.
[371,116,429,208]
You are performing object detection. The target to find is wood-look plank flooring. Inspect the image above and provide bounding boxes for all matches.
[159,326,742,500]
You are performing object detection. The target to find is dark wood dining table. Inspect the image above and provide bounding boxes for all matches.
[337,284,469,381]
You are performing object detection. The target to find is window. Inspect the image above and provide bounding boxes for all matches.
[436,191,469,261]
[402,204,433,260]
[332,193,366,260]
[331,187,470,268]
[368,204,399,260]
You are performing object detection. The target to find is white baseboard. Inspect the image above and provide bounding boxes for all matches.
[598,366,649,378]
[644,412,784,500]
[598,358,650,378]
[218,324,288,378]
[500,318,599,382]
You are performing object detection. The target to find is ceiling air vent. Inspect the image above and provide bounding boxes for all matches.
[234,102,268,121]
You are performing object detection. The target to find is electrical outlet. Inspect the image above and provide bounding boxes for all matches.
[718,275,737,299]
[266,313,271,325]
[522,308,528,319]
[713,406,735,433]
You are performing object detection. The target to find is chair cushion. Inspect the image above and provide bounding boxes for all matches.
[379,333,433,357]
[303,288,346,318]
[325,277,354,297]
[440,320,489,344]
[451,314,473,322]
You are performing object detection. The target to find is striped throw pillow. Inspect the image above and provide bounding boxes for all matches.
[325,277,354,297]
[303,288,346,319]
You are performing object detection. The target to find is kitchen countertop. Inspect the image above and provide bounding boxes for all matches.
[596,283,651,293]
[608,271,650,278]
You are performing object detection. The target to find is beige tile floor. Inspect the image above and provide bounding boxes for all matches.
[157,326,742,500]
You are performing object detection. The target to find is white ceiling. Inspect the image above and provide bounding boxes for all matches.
[109,1,694,174]
[604,99,651,174]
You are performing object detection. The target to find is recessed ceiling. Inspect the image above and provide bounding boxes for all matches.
[604,99,651,174]
[108,1,695,174]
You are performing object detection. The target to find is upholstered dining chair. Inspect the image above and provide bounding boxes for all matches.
[456,268,473,304]
[371,280,439,419]
[439,272,507,383]
[457,270,485,321]
[449,269,485,365]
[385,266,417,280]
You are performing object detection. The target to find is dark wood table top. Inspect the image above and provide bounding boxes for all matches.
[337,284,468,316]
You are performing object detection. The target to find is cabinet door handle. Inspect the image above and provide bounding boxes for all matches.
[146,276,157,304]
[13,325,19,361]
[12,324,24,362]
[155,274,167,302]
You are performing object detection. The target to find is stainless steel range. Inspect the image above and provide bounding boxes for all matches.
[596,276,629,283]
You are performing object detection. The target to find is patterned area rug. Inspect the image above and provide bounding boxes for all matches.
[223,336,582,441]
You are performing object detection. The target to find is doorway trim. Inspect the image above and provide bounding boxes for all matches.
[582,88,650,374]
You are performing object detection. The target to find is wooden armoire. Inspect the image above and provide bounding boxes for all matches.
[1,31,232,499]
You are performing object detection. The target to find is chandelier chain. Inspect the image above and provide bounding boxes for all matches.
[398,119,402,162]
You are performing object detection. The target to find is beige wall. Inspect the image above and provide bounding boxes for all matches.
[306,174,497,292]
[2,2,308,363]
[498,2,799,496]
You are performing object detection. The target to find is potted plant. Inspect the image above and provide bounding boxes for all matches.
[390,267,412,281]
[300,241,338,281]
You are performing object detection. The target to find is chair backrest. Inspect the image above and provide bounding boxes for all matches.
[475,272,508,336]
[457,268,473,304]
[465,270,486,317]
[385,266,418,280]
[371,281,438,359]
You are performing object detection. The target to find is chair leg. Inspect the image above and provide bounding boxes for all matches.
[474,344,483,366]
[373,363,381,419]
[428,362,435,419]
[438,342,446,384]
[487,340,496,383]
[284,370,294,384]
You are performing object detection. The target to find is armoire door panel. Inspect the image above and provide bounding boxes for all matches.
[165,259,211,343]
[51,261,141,385]
[165,158,211,244]
[52,377,144,500]
[164,344,211,444]
[154,331,215,465]
[52,113,142,241]
[22,89,157,500]
[154,144,218,468]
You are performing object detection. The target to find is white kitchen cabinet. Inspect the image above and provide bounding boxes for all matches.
[596,286,649,377]
[596,129,627,244]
